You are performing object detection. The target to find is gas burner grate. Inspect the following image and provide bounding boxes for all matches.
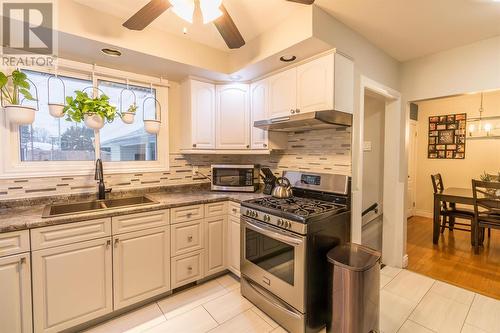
[248,197,340,218]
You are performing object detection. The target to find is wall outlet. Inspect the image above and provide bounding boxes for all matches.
[192,166,199,176]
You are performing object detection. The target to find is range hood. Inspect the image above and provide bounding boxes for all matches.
[254,110,352,132]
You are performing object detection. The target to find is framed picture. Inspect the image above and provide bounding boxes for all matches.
[428,113,466,159]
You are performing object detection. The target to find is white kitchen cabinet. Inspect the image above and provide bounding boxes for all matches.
[0,253,32,333]
[216,84,250,150]
[181,79,216,149]
[171,220,203,257]
[171,250,204,288]
[32,238,113,333]
[204,215,227,276]
[227,215,241,277]
[250,79,269,149]
[268,67,297,118]
[296,54,334,113]
[113,226,170,310]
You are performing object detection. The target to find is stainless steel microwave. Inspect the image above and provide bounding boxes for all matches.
[211,165,259,192]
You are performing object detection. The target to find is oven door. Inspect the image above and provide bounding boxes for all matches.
[241,217,306,312]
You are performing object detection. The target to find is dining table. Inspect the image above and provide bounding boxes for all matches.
[433,187,475,244]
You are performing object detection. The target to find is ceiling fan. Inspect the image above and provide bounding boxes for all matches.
[123,0,316,49]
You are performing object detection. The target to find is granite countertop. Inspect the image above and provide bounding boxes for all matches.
[0,189,266,233]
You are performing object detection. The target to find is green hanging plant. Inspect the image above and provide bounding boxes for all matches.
[0,70,37,105]
[63,90,117,123]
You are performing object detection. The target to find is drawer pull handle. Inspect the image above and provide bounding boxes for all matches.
[19,257,26,265]
[106,240,111,248]
[186,213,193,218]
[187,236,193,242]
[114,238,120,247]
[187,266,193,273]
[232,208,237,213]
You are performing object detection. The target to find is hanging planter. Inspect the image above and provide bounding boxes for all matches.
[143,96,162,134]
[47,75,66,118]
[119,86,137,124]
[63,87,117,130]
[0,70,39,125]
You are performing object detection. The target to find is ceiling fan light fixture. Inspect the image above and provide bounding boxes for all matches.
[170,0,194,23]
[200,0,223,24]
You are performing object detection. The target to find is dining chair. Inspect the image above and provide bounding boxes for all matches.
[431,174,474,233]
[472,180,500,254]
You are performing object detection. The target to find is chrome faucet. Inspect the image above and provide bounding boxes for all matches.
[94,159,110,200]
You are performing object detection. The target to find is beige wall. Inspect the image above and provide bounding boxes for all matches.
[414,91,500,215]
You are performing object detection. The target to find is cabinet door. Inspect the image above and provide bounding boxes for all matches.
[113,227,170,310]
[227,215,241,277]
[0,253,32,333]
[205,216,227,276]
[32,238,112,333]
[250,79,269,149]
[333,53,354,114]
[216,84,250,149]
[268,67,297,118]
[191,80,216,149]
[296,54,334,114]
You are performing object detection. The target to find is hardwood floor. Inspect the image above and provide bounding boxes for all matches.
[407,216,500,300]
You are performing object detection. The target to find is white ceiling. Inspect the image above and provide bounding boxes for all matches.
[315,0,500,61]
[73,0,302,51]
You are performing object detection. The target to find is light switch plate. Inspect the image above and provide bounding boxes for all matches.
[363,141,372,152]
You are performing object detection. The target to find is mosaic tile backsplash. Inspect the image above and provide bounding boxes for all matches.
[0,128,351,200]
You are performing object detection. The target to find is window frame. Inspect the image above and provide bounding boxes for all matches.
[0,63,169,178]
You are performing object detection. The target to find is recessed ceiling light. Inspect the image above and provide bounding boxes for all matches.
[101,48,122,57]
[280,55,296,62]
[229,74,242,81]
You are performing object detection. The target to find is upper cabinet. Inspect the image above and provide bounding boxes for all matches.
[216,84,250,150]
[250,79,269,149]
[181,80,216,149]
[268,67,297,119]
[268,52,354,118]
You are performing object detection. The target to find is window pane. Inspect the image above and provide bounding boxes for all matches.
[98,81,157,162]
[20,70,95,161]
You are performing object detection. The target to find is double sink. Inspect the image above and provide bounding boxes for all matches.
[42,196,158,218]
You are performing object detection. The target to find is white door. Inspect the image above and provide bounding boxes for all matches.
[268,67,297,118]
[227,215,241,277]
[0,253,32,333]
[216,84,250,149]
[250,79,269,149]
[32,238,113,333]
[205,216,227,276]
[113,227,170,310]
[296,54,334,114]
[407,120,418,217]
[191,80,216,149]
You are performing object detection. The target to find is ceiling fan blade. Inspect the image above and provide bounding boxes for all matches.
[213,4,245,49]
[123,0,171,30]
[286,0,315,4]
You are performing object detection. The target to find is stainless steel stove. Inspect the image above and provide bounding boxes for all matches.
[240,171,351,333]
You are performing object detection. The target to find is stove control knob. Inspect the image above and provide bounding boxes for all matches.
[245,210,250,216]
[277,219,282,226]
[286,221,291,229]
[264,215,270,222]
[254,212,258,218]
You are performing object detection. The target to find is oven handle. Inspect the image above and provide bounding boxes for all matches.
[244,219,304,246]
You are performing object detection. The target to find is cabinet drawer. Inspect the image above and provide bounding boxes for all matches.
[171,251,204,289]
[170,220,203,257]
[31,219,111,251]
[204,201,227,217]
[170,205,204,224]
[0,230,30,257]
[228,201,241,218]
[112,210,169,235]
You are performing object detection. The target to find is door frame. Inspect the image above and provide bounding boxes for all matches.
[352,76,407,268]
[407,120,418,218]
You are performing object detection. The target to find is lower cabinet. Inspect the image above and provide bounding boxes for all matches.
[227,215,241,277]
[205,215,227,276]
[0,252,32,333]
[171,250,204,288]
[32,237,113,333]
[113,226,171,310]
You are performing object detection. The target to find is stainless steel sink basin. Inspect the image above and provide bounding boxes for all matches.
[42,196,158,218]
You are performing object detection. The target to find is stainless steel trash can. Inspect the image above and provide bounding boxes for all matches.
[326,243,381,333]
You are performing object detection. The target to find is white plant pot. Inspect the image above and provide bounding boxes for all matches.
[4,104,37,125]
[84,114,105,130]
[144,120,161,134]
[48,103,65,118]
[121,112,135,124]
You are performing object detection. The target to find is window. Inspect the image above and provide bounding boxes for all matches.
[98,80,157,162]
[20,70,95,161]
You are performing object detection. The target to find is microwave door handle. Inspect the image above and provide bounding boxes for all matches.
[245,219,303,246]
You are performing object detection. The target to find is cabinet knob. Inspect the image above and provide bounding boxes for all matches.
[114,238,120,247]
[246,145,250,149]
[290,109,295,114]
[106,240,111,248]
[192,144,197,148]
[295,109,300,113]
[186,212,192,218]
[19,257,26,265]
[263,143,268,148]
[232,208,237,213]
[187,235,193,242]
[187,266,193,272]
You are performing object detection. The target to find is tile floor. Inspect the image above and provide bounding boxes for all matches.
[85,268,500,333]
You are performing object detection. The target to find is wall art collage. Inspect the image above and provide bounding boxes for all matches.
[428,113,466,159]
